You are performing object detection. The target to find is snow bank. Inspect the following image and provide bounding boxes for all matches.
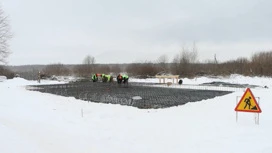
[0,75,7,82]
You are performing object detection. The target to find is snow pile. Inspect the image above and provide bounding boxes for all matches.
[0,75,7,82]
[191,74,272,87]
[1,77,65,88]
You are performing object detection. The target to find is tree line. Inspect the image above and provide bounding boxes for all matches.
[1,50,271,80]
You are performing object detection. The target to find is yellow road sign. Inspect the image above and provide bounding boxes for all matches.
[235,88,262,113]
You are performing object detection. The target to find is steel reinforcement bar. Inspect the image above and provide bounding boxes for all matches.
[27,82,232,109]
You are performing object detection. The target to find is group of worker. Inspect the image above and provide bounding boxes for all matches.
[92,73,129,84]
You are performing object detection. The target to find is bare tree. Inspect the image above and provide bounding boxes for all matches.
[0,7,12,64]
[0,65,14,78]
[156,54,169,72]
[171,54,180,75]
[126,61,159,77]
[214,54,218,64]
[170,42,199,76]
[83,55,95,65]
[110,64,121,75]
[42,63,70,76]
[180,42,198,64]
[251,51,272,76]
[79,55,96,76]
[191,41,198,63]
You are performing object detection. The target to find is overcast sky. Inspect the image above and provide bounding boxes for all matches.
[2,0,272,65]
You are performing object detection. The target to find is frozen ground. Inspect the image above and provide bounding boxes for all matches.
[0,75,272,153]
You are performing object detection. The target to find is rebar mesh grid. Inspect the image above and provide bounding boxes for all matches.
[27,82,232,109]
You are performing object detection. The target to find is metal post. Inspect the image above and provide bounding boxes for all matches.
[236,96,239,123]
[256,97,260,125]
[257,113,260,125]
[38,71,41,83]
[236,112,238,123]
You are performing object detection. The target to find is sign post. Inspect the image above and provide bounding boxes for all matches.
[235,88,262,124]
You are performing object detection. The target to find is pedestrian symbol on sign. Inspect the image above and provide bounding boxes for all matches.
[244,96,251,109]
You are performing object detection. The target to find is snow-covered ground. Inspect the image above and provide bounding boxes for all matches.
[0,76,7,82]
[0,75,272,153]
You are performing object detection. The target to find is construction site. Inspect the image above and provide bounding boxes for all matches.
[27,78,233,109]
